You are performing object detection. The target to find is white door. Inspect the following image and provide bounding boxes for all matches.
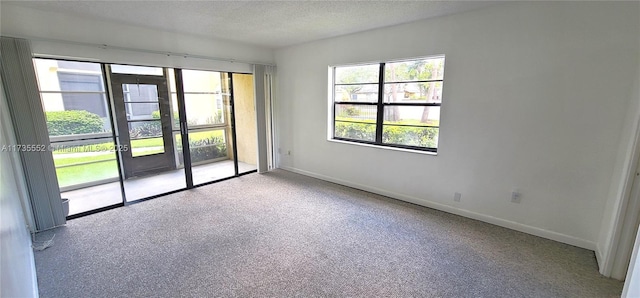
[612,157,640,280]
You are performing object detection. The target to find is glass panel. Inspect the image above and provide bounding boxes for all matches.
[334,121,376,142]
[62,181,122,216]
[232,73,258,174]
[168,68,177,93]
[34,59,113,139]
[125,103,160,120]
[111,64,164,76]
[335,64,379,84]
[184,94,224,127]
[173,129,229,166]
[57,92,110,117]
[187,129,227,164]
[335,104,377,123]
[334,84,378,103]
[123,166,186,201]
[174,133,183,165]
[183,71,235,185]
[384,57,445,82]
[382,126,439,148]
[34,59,103,92]
[182,70,222,93]
[122,84,159,103]
[384,82,442,103]
[131,136,164,157]
[51,139,122,215]
[57,73,104,92]
[57,61,102,72]
[382,105,439,148]
[52,140,119,188]
[170,93,180,130]
[383,106,440,127]
[176,130,234,185]
[129,121,162,139]
[43,95,112,136]
[35,58,123,216]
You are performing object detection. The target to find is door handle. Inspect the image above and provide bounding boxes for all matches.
[180,122,188,135]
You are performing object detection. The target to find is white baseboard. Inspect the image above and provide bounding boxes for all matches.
[279,166,596,251]
[596,242,607,275]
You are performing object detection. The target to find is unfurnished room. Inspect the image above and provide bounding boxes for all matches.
[1,1,640,297]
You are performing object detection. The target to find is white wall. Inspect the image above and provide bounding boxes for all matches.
[275,2,640,250]
[0,3,274,73]
[0,78,38,297]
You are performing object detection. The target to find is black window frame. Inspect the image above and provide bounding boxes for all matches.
[332,57,444,153]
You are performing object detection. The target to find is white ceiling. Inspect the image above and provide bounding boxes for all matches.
[5,1,498,49]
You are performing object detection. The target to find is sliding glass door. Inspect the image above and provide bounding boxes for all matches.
[231,73,258,175]
[172,70,236,186]
[34,58,259,217]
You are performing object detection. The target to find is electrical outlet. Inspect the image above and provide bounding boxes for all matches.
[454,192,461,202]
[511,191,521,203]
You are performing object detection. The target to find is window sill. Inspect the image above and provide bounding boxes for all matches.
[327,139,438,156]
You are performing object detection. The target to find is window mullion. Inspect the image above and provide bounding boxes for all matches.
[375,63,385,144]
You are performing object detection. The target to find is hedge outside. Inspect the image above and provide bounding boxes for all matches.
[46,110,104,136]
[335,121,437,148]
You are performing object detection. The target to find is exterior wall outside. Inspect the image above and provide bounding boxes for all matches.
[233,74,257,166]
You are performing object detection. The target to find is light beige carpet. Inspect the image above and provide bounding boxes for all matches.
[34,169,623,297]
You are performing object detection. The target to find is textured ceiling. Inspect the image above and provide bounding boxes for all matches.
[5,1,498,49]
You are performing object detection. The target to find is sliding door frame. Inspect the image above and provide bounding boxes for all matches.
[35,56,260,219]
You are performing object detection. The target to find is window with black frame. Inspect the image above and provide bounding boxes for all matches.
[332,56,444,152]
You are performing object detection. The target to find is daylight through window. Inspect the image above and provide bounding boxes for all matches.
[332,56,444,152]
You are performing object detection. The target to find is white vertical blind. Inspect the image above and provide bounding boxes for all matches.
[0,37,65,230]
[253,65,277,173]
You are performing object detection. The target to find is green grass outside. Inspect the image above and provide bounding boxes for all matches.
[54,130,226,187]
[56,160,118,188]
[54,152,115,166]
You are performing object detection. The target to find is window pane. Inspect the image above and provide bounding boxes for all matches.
[128,121,162,139]
[182,70,222,93]
[171,93,180,130]
[58,93,110,118]
[125,103,160,120]
[182,129,228,164]
[44,105,111,137]
[335,84,378,103]
[185,94,224,127]
[131,137,164,157]
[334,121,376,142]
[111,64,163,76]
[382,126,439,148]
[385,57,445,82]
[335,104,377,122]
[168,68,177,93]
[57,61,102,72]
[383,106,440,127]
[41,92,112,136]
[123,84,159,102]
[51,140,118,188]
[335,64,379,84]
[384,82,442,103]
[34,59,103,92]
[58,73,104,92]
